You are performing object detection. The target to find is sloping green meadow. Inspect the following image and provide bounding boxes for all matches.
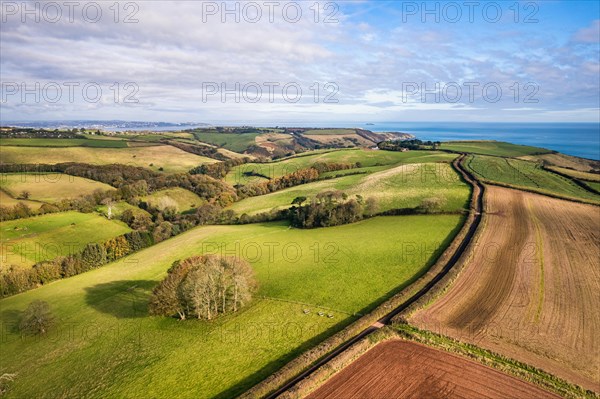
[0,215,462,398]
[229,162,470,216]
[225,149,458,186]
[1,212,131,269]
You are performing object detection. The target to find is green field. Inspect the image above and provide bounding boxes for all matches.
[545,165,600,182]
[584,181,600,192]
[0,212,131,269]
[139,188,204,212]
[0,190,44,210]
[465,155,600,203]
[192,131,259,152]
[229,162,470,216]
[0,215,462,398]
[226,149,458,186]
[0,173,114,203]
[441,141,552,157]
[96,201,151,219]
[0,138,128,148]
[0,145,216,173]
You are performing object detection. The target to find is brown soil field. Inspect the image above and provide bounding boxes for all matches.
[411,186,600,392]
[306,340,560,399]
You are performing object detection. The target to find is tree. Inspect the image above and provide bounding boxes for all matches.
[418,197,446,214]
[19,190,30,199]
[148,255,257,320]
[19,300,54,335]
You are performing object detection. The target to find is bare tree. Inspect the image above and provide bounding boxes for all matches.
[149,255,257,320]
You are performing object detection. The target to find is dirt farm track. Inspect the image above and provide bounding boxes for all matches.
[306,340,560,399]
[411,186,600,392]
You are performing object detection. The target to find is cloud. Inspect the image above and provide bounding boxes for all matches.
[572,19,600,43]
[1,1,599,122]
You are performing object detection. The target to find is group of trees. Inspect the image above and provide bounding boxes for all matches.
[0,231,153,298]
[236,168,320,198]
[235,162,358,199]
[148,255,257,320]
[166,141,228,161]
[190,157,249,179]
[378,139,441,151]
[288,191,378,228]
[0,163,237,206]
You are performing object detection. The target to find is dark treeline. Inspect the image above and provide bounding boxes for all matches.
[190,157,249,179]
[288,191,377,228]
[236,168,320,198]
[0,163,237,206]
[378,139,441,151]
[236,162,359,199]
[0,230,154,298]
[165,141,229,161]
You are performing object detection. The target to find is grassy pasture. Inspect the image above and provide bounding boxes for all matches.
[0,211,131,269]
[229,163,470,216]
[138,188,204,212]
[0,173,114,203]
[545,165,600,182]
[192,131,259,152]
[0,190,44,210]
[225,149,458,186]
[584,181,600,192]
[441,141,552,157]
[0,138,128,148]
[520,152,600,173]
[465,155,600,203]
[0,145,216,173]
[96,201,151,219]
[0,215,462,398]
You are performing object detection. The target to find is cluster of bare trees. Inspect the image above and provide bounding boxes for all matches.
[149,255,257,320]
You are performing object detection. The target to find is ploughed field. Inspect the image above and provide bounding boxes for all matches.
[410,186,600,391]
[306,340,560,399]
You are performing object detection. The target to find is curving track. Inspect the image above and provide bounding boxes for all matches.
[262,155,485,399]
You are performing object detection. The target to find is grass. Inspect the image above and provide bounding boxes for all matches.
[138,188,204,212]
[0,173,114,203]
[0,145,217,173]
[225,149,458,186]
[465,155,600,203]
[0,215,463,398]
[229,162,470,216]
[192,130,259,152]
[545,166,600,182]
[0,211,131,269]
[96,201,151,219]
[0,138,128,148]
[0,190,44,210]
[441,141,552,157]
[584,181,600,192]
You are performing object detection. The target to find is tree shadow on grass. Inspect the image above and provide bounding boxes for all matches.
[84,280,157,319]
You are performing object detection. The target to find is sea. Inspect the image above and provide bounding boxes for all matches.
[367,122,600,160]
[242,121,599,160]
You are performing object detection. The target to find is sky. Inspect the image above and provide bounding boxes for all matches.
[1,0,599,124]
